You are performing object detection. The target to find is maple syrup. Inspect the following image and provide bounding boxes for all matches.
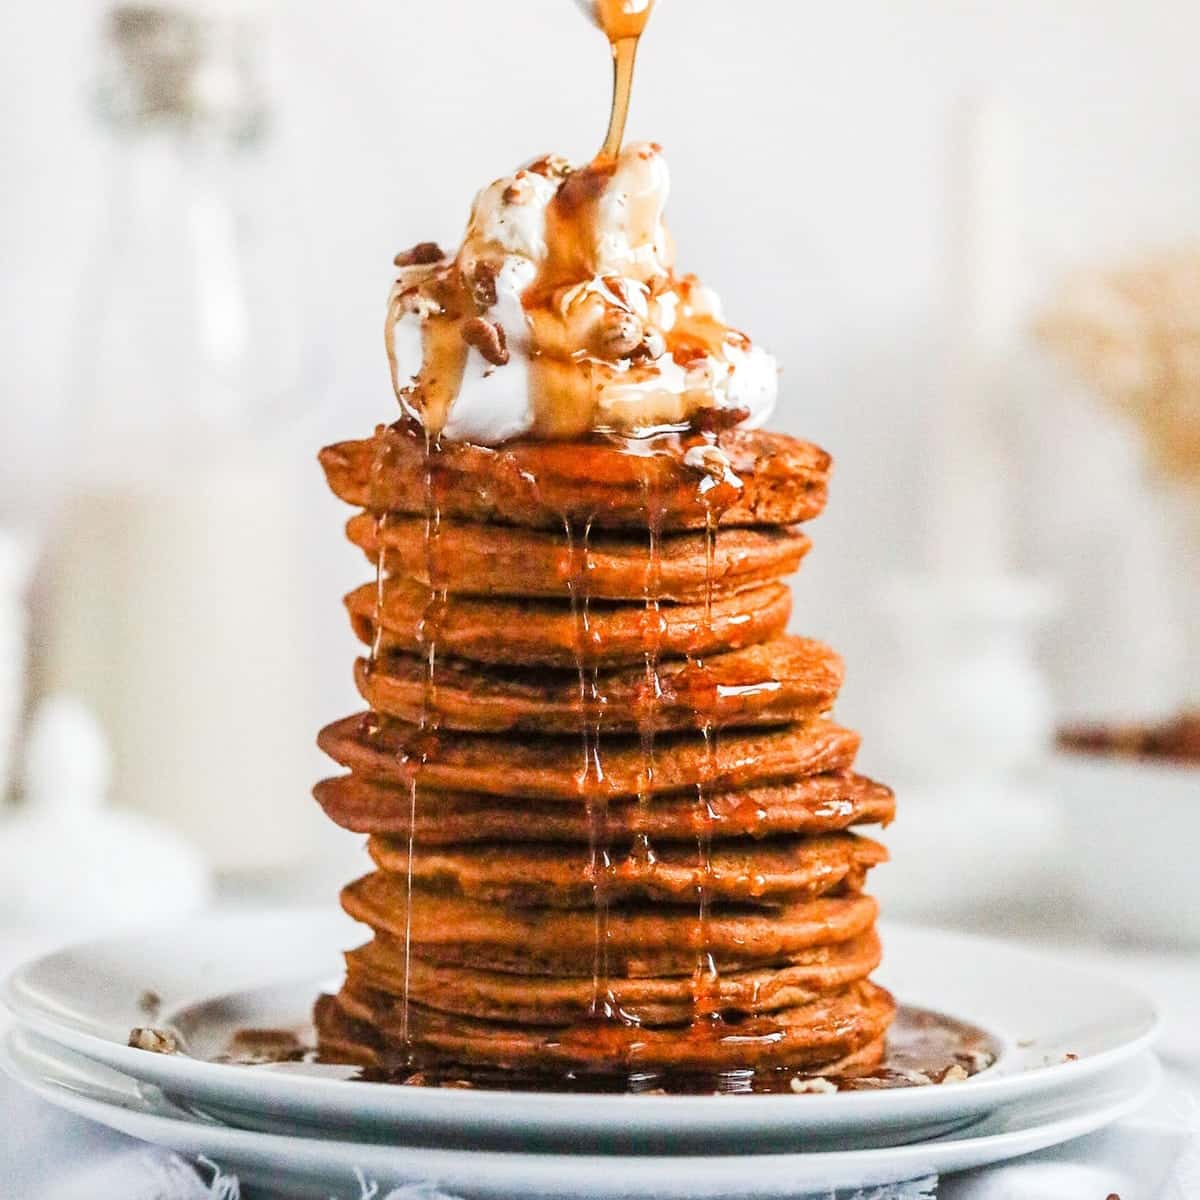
[590,0,656,158]
[239,1004,998,1094]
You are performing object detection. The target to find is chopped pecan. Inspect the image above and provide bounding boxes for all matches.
[690,405,750,435]
[629,327,666,363]
[672,341,710,368]
[461,316,510,366]
[591,311,644,359]
[129,1026,179,1054]
[394,242,445,267]
[503,177,530,204]
[525,154,570,178]
[470,262,499,309]
[426,273,464,314]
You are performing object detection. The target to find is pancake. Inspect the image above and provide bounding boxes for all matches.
[334,979,896,1072]
[314,990,889,1079]
[346,513,812,601]
[355,636,843,734]
[342,873,879,975]
[367,832,888,907]
[346,929,883,1025]
[319,423,832,532]
[314,771,896,843]
[345,578,792,668]
[318,714,861,801]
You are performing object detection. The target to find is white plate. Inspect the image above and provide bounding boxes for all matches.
[2,910,1159,1152]
[0,1029,1160,1198]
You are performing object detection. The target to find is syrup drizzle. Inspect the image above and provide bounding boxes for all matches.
[632,463,664,879]
[565,514,617,1021]
[398,429,445,1053]
[591,0,657,158]
[691,503,722,1027]
[289,1004,1000,1093]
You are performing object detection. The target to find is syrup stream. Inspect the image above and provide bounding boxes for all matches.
[593,0,655,158]
[692,503,721,1026]
[602,37,640,159]
[566,514,616,1021]
[397,431,444,1052]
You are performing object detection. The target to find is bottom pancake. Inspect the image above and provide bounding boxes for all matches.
[346,930,883,1026]
[330,979,895,1072]
[343,873,879,975]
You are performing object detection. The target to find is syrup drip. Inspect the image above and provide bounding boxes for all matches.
[631,465,664,873]
[591,1,657,159]
[398,429,444,1054]
[294,1004,1000,1093]
[691,503,722,1026]
[602,37,639,159]
[565,514,618,1021]
[366,431,399,673]
[387,255,473,438]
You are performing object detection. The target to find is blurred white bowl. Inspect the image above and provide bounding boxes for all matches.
[1050,750,1200,946]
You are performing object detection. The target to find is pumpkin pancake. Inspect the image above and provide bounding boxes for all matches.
[319,424,832,532]
[367,832,887,907]
[355,635,842,734]
[345,513,812,601]
[345,578,792,668]
[346,929,883,1025]
[342,873,879,975]
[314,990,889,1079]
[334,979,895,1072]
[314,771,895,843]
[318,714,861,801]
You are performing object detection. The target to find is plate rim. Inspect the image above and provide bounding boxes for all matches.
[0,1026,1163,1189]
[2,909,1161,1126]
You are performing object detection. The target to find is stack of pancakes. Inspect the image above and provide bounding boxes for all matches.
[314,421,896,1081]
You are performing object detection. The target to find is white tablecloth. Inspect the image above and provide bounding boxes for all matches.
[2,924,1197,1200]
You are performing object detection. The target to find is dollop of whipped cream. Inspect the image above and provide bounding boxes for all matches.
[386,142,778,443]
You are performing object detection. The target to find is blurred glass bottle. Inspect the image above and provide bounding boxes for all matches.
[39,2,325,873]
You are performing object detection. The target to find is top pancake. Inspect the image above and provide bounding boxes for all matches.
[319,423,832,531]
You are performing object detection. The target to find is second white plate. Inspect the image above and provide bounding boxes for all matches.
[0,1028,1161,1198]
[3,911,1159,1152]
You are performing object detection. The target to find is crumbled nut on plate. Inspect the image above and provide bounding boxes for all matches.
[128,1027,179,1054]
[789,1076,837,1095]
[941,1064,969,1084]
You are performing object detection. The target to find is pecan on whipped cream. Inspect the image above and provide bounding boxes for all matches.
[385,142,778,443]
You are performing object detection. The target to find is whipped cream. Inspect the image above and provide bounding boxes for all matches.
[386,143,778,443]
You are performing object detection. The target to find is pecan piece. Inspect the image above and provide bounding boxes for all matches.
[690,405,751,435]
[629,327,666,363]
[591,311,645,360]
[469,262,499,309]
[461,317,510,366]
[394,242,446,267]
